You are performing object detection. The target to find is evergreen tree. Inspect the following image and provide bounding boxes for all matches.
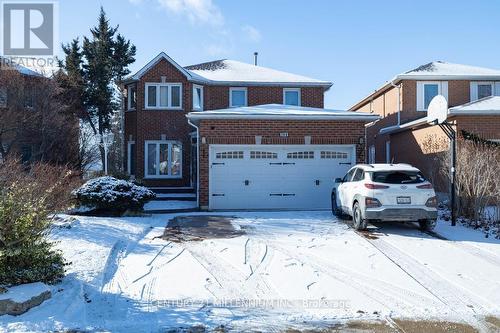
[60,7,136,171]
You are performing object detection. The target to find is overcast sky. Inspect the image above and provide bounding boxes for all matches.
[59,0,500,109]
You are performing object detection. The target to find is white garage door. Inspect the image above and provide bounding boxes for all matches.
[209,145,355,210]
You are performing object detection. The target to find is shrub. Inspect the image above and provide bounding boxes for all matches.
[0,159,78,286]
[73,176,155,214]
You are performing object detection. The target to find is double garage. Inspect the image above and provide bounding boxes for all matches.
[187,105,378,211]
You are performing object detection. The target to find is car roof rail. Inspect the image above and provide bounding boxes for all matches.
[357,163,374,168]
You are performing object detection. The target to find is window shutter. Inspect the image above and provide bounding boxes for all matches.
[440,81,448,102]
[416,82,423,111]
[495,82,500,96]
[470,82,478,101]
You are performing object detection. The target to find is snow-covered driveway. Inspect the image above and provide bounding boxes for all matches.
[1,211,499,332]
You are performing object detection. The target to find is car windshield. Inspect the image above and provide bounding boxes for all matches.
[370,171,426,184]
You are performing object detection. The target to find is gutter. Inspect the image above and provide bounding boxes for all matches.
[186,114,380,121]
[187,119,200,208]
[390,79,401,125]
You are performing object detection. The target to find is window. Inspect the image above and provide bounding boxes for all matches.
[144,141,182,178]
[478,84,493,99]
[352,168,364,182]
[417,81,447,111]
[320,151,348,159]
[250,151,278,159]
[368,146,375,164]
[145,83,182,109]
[193,85,203,110]
[230,87,247,107]
[287,151,314,159]
[342,168,356,182]
[215,151,244,159]
[283,88,301,106]
[423,83,439,110]
[370,171,426,184]
[127,142,135,176]
[0,89,6,108]
[127,85,136,110]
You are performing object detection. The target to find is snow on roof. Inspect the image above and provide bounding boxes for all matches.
[449,96,500,115]
[185,59,332,87]
[397,61,500,79]
[0,57,41,76]
[187,104,379,121]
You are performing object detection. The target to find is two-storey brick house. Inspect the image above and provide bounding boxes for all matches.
[122,52,378,210]
[350,61,500,189]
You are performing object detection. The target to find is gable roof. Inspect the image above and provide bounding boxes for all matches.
[185,59,332,87]
[350,61,500,111]
[124,53,332,88]
[186,104,379,121]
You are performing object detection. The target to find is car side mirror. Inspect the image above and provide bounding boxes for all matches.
[335,178,343,183]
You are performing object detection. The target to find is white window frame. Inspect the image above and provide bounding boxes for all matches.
[127,85,136,111]
[193,84,204,111]
[416,81,448,111]
[283,88,301,106]
[127,141,135,176]
[470,81,495,101]
[229,87,247,108]
[144,83,183,110]
[144,140,183,179]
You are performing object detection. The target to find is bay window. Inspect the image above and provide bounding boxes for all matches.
[145,83,182,109]
[230,87,247,107]
[283,88,301,106]
[144,141,182,178]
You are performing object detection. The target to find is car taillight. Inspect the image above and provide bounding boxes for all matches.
[417,183,433,189]
[364,183,389,189]
[365,197,382,208]
[425,196,438,208]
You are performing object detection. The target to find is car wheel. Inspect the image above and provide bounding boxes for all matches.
[331,192,342,217]
[419,219,436,231]
[352,202,367,230]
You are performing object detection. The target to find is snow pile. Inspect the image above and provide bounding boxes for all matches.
[73,177,155,214]
[0,283,50,304]
[439,206,500,239]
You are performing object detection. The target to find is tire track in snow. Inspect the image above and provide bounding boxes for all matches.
[246,225,443,311]
[185,242,279,300]
[356,231,492,332]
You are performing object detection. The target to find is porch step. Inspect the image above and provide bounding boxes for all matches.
[143,200,198,214]
[154,193,197,201]
[148,187,195,194]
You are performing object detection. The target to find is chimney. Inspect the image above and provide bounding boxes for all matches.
[254,52,258,66]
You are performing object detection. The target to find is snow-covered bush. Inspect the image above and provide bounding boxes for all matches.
[0,159,76,286]
[73,176,155,214]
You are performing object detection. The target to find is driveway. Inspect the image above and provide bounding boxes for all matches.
[2,211,499,332]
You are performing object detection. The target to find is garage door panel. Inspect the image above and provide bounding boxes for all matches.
[209,145,355,210]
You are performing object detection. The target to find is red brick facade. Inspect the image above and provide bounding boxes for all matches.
[197,119,367,207]
[124,58,326,187]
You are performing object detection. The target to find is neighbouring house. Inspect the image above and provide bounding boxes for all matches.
[0,61,79,166]
[349,61,500,191]
[122,52,378,210]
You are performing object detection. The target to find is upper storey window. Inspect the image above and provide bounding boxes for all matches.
[470,82,497,101]
[193,85,203,110]
[283,88,301,106]
[145,83,182,109]
[127,85,136,110]
[416,81,447,111]
[229,87,247,107]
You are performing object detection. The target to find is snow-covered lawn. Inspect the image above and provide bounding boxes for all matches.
[1,211,499,332]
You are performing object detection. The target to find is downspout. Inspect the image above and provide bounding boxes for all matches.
[188,119,200,208]
[390,80,401,125]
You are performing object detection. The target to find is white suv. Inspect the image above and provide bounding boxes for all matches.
[332,164,438,231]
